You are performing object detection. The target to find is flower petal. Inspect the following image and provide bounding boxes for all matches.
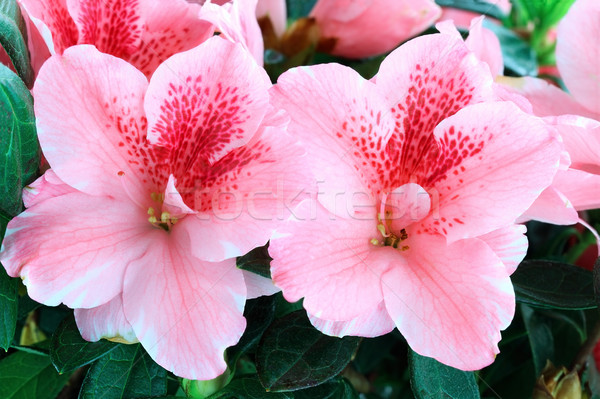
[122,228,246,380]
[272,63,394,217]
[552,169,600,211]
[243,271,280,299]
[19,0,78,54]
[22,169,75,208]
[0,192,151,308]
[478,225,527,275]
[519,186,579,225]
[556,0,600,115]
[74,294,137,343]
[308,301,395,338]
[382,234,514,370]
[419,101,561,241]
[270,200,395,321]
[33,45,166,201]
[464,17,503,77]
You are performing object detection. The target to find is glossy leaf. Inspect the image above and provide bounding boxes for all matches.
[293,378,359,399]
[512,260,596,310]
[0,63,39,217]
[409,350,480,399]
[285,0,317,20]
[0,266,17,351]
[434,0,505,20]
[256,311,360,392]
[521,305,554,376]
[483,20,538,76]
[208,378,294,399]
[50,315,117,374]
[0,0,33,86]
[593,257,600,312]
[0,349,70,399]
[237,245,272,279]
[79,344,168,399]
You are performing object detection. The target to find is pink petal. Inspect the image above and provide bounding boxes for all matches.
[519,186,579,225]
[310,0,441,59]
[129,0,213,77]
[382,234,514,370]
[122,227,246,380]
[33,45,167,202]
[74,295,137,343]
[464,17,503,77]
[552,169,600,211]
[308,301,395,338]
[20,5,52,75]
[549,115,600,175]
[375,34,494,189]
[418,101,561,242]
[22,169,75,208]
[272,63,394,217]
[270,200,395,321]
[66,0,143,59]
[556,0,600,115]
[0,192,151,308]
[478,225,528,275]
[243,271,280,299]
[19,0,78,54]
[199,0,264,65]
[256,0,286,38]
[386,183,431,235]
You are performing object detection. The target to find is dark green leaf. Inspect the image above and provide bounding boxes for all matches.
[285,0,317,20]
[409,350,480,399]
[0,63,39,217]
[594,257,600,313]
[50,315,118,374]
[0,349,70,399]
[208,378,293,399]
[521,305,554,376]
[0,0,33,86]
[512,260,596,310]
[256,311,360,392]
[228,295,277,366]
[237,245,272,279]
[434,0,506,20]
[0,266,18,351]
[79,344,168,399]
[293,378,359,399]
[483,20,538,76]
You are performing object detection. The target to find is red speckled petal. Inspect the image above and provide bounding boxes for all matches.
[19,0,78,54]
[308,301,395,338]
[128,0,213,77]
[33,45,168,201]
[145,36,272,204]
[75,294,137,343]
[0,192,151,309]
[178,108,313,262]
[376,34,494,190]
[382,234,514,371]
[272,63,395,217]
[478,225,528,275]
[270,200,396,321]
[122,227,246,380]
[417,102,561,242]
[66,0,143,59]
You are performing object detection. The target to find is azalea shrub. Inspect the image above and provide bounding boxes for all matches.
[0,0,599,398]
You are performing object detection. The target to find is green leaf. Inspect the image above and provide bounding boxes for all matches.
[483,20,538,77]
[79,344,168,399]
[285,0,317,20]
[0,0,33,86]
[0,349,70,399]
[50,315,118,374]
[0,266,18,351]
[408,350,480,399]
[256,311,360,392]
[593,257,600,312]
[293,378,359,399]
[237,245,272,279]
[0,63,39,217]
[512,260,596,310]
[228,295,276,367]
[434,0,506,20]
[208,378,294,399]
[521,304,554,376]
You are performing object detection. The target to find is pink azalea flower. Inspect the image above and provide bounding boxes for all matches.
[0,37,309,379]
[309,0,441,59]
[18,0,214,77]
[269,33,562,370]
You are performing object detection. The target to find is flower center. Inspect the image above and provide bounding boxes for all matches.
[370,212,410,251]
[147,192,178,231]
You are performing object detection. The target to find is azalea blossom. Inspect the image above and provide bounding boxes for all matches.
[19,0,214,76]
[269,32,562,369]
[0,37,309,379]
[309,0,441,59]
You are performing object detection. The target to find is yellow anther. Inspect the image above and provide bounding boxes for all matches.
[377,223,388,237]
[161,212,171,223]
[370,238,380,246]
[148,207,155,216]
[148,216,158,224]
